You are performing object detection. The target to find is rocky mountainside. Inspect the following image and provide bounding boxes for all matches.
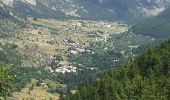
[1,0,170,20]
[0,1,15,19]
[131,7,170,41]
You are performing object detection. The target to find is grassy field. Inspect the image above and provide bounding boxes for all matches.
[27,18,128,56]
[28,18,128,33]
[12,79,59,100]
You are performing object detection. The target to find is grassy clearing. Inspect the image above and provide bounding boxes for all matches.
[13,79,59,100]
[28,18,128,33]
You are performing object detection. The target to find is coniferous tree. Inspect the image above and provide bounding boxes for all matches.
[0,62,13,98]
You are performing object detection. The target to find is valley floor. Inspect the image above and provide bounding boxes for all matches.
[0,18,155,99]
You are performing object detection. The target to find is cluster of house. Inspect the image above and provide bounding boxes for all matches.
[87,31,110,42]
[80,20,117,28]
[48,65,78,74]
[69,48,86,54]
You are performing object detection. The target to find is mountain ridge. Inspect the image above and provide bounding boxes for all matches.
[1,0,170,20]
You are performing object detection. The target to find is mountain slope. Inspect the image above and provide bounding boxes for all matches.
[0,2,14,19]
[2,0,170,20]
[62,40,170,100]
[132,7,170,40]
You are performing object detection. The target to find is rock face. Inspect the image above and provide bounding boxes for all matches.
[0,1,14,19]
[1,0,170,20]
[131,7,170,39]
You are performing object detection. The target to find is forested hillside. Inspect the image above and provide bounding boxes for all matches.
[62,40,170,100]
[132,7,170,40]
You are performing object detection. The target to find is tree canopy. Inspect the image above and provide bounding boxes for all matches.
[0,62,13,97]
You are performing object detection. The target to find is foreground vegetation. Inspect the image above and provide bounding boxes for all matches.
[0,62,13,98]
[62,40,170,100]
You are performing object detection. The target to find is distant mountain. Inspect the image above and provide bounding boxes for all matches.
[1,0,170,20]
[131,7,170,40]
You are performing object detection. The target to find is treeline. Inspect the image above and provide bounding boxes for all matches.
[61,40,170,100]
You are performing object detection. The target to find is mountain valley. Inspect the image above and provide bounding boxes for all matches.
[0,16,155,100]
[0,0,170,100]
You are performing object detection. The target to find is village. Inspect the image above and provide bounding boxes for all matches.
[0,18,154,74]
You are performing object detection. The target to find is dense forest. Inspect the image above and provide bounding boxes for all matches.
[61,40,170,100]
